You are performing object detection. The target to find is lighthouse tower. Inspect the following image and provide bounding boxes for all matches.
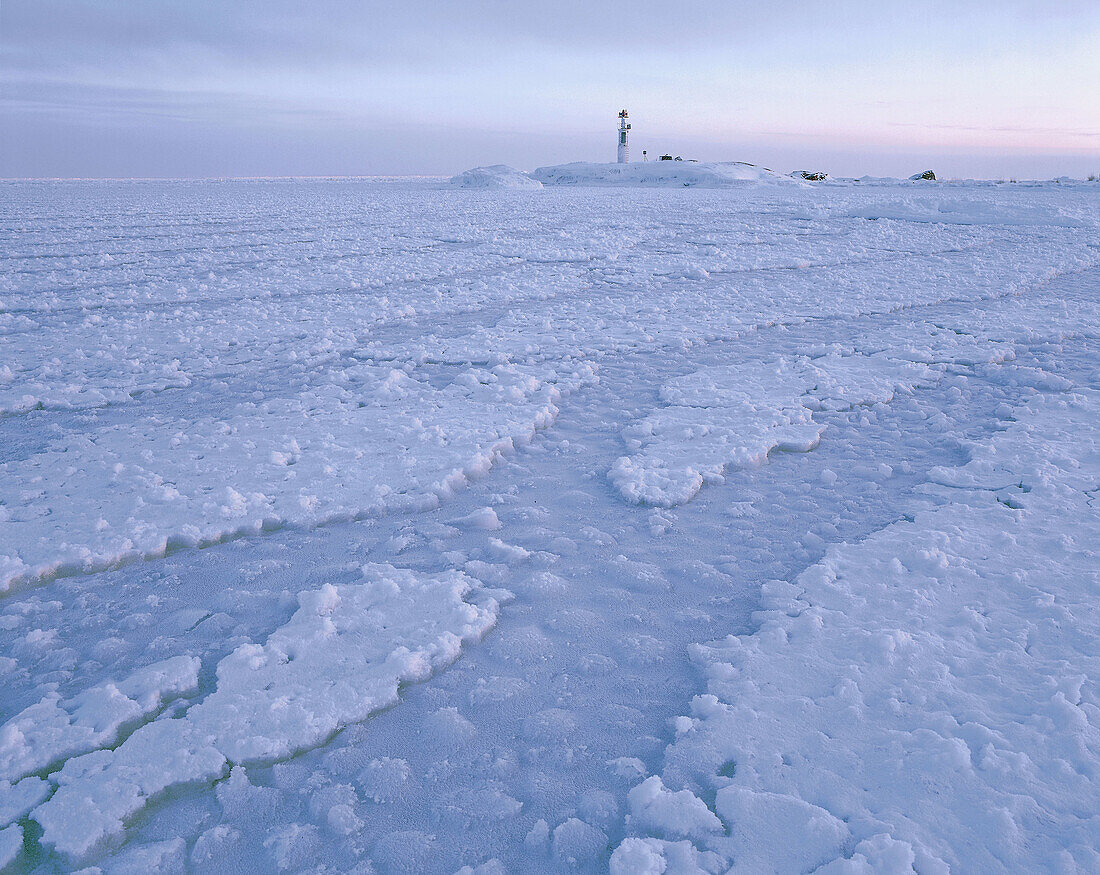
[617,109,631,164]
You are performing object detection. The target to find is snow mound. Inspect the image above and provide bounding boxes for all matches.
[531,161,798,188]
[29,564,503,862]
[449,165,542,189]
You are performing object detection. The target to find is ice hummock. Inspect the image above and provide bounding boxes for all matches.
[449,165,543,189]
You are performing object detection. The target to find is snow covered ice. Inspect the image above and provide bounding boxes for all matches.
[1,175,1099,872]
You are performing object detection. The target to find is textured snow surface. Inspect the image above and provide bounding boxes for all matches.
[618,389,1100,871]
[1,177,1099,871]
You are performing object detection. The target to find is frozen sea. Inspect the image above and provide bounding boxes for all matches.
[1,176,1099,873]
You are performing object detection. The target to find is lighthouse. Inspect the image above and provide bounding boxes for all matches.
[617,109,631,164]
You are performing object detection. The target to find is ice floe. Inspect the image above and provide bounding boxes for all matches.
[609,352,931,506]
[1,362,593,592]
[0,654,199,784]
[27,564,503,861]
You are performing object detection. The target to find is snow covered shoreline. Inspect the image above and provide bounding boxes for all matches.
[450,162,1100,190]
[2,178,1098,871]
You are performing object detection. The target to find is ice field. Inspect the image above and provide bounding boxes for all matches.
[1,175,1099,873]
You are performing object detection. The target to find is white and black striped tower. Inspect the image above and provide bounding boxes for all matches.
[617,109,631,164]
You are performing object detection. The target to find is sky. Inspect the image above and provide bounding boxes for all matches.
[2,0,1098,179]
